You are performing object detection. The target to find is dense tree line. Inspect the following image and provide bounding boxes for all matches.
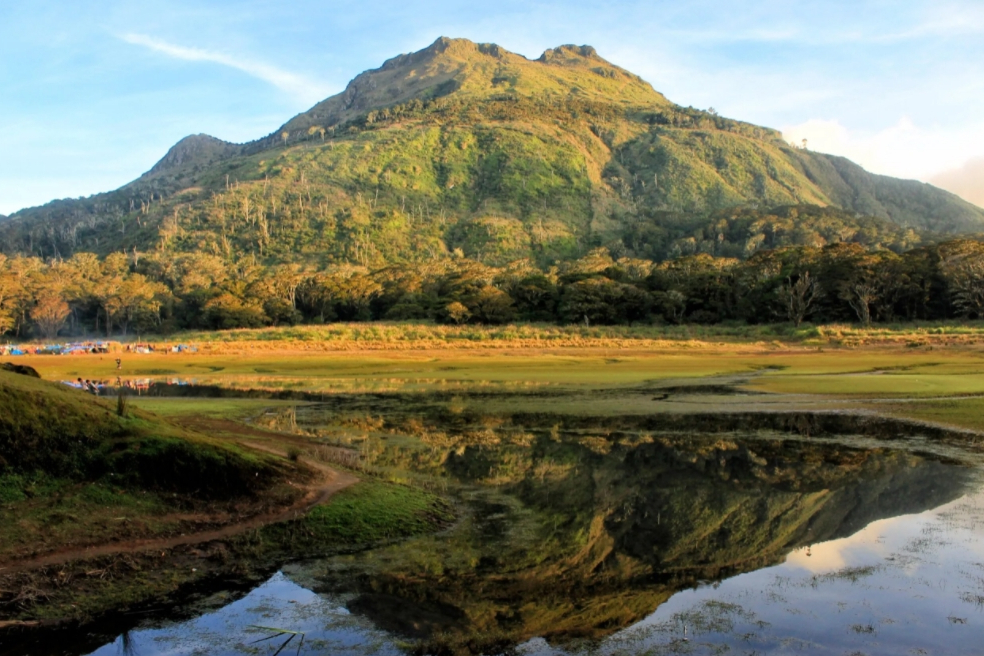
[2,238,984,339]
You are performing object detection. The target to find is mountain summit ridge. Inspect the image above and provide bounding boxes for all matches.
[280,36,669,135]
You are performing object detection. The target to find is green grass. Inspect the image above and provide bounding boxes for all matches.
[266,479,455,547]
[0,369,296,568]
[877,398,984,432]
[0,477,173,558]
[0,369,281,491]
[0,472,60,503]
[126,397,301,419]
[171,320,984,346]
[751,373,984,397]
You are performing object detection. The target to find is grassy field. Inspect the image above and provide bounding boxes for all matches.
[6,325,984,629]
[264,478,455,547]
[7,328,984,439]
[9,335,984,394]
[8,320,984,355]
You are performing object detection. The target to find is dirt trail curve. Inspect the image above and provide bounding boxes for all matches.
[0,451,358,576]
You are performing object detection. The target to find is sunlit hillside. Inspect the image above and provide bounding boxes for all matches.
[2,37,981,266]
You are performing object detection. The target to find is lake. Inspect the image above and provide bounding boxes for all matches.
[8,391,984,655]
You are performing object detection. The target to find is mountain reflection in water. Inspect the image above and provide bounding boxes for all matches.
[86,484,984,656]
[296,430,971,653]
[32,401,982,656]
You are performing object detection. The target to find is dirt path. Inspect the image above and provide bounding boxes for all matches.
[0,449,358,575]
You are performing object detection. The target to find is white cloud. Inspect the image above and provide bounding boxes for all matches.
[120,33,334,104]
[930,157,984,208]
[781,117,984,182]
[900,1,984,39]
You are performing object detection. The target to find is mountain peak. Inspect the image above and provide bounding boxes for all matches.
[144,134,241,178]
[538,44,600,63]
[282,37,666,133]
[376,36,488,71]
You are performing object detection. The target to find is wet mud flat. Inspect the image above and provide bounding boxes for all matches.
[3,387,984,655]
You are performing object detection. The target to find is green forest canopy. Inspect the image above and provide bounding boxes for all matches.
[3,235,984,338]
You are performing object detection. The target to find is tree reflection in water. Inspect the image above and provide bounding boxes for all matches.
[286,404,974,653]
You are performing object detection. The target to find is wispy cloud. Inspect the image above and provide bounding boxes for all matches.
[120,33,333,104]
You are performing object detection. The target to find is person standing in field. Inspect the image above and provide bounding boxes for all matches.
[116,358,122,370]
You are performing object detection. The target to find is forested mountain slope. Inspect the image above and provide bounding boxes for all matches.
[3,37,982,265]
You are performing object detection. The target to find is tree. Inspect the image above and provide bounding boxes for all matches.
[271,264,307,310]
[31,295,70,339]
[0,255,24,335]
[372,265,438,320]
[507,273,558,321]
[110,275,167,335]
[169,253,229,294]
[445,301,470,325]
[281,131,289,146]
[95,276,123,337]
[777,271,820,327]
[3,256,42,336]
[819,243,878,324]
[263,297,303,326]
[949,259,984,318]
[468,286,515,324]
[559,277,647,325]
[203,293,269,329]
[844,282,877,327]
[939,242,984,318]
[299,272,342,323]
[336,273,382,321]
[649,254,737,323]
[654,289,686,324]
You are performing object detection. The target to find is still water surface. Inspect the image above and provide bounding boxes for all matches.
[53,398,984,654]
[88,486,984,655]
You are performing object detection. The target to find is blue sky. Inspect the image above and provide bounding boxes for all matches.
[2,0,983,215]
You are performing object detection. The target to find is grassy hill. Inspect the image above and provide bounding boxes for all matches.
[0,368,293,565]
[2,37,982,265]
[0,369,283,496]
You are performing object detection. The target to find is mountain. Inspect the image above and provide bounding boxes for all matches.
[2,37,982,264]
[142,133,243,180]
[280,38,668,133]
